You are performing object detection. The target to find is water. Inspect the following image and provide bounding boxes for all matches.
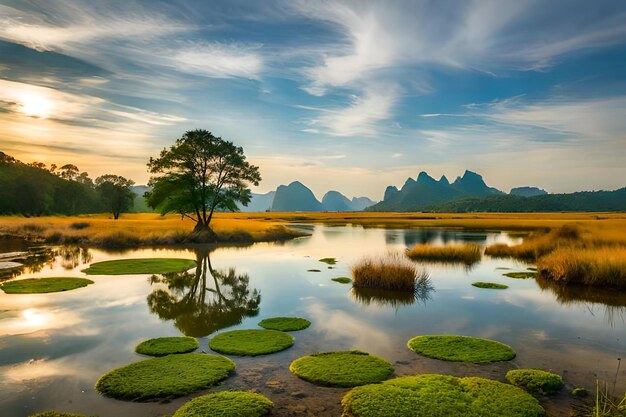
[0,225,624,417]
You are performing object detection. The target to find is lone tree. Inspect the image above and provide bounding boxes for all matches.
[95,174,135,219]
[146,129,260,239]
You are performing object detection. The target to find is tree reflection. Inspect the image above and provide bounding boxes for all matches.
[58,246,92,269]
[350,275,434,308]
[147,248,261,337]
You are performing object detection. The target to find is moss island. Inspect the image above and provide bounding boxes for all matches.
[173,391,273,417]
[407,335,516,363]
[1,277,94,294]
[95,353,235,401]
[209,329,295,356]
[135,336,199,356]
[506,369,564,395]
[289,350,394,387]
[83,258,196,275]
[258,317,311,331]
[341,374,544,417]
[472,282,509,289]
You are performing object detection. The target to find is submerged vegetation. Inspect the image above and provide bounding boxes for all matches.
[472,282,508,289]
[172,391,273,417]
[83,258,196,275]
[407,335,516,363]
[289,350,394,387]
[332,277,352,284]
[406,243,482,265]
[1,277,93,294]
[506,369,564,395]
[352,252,428,291]
[503,271,537,279]
[341,374,544,417]
[319,257,337,264]
[135,337,199,356]
[257,317,311,331]
[95,353,235,401]
[209,329,294,356]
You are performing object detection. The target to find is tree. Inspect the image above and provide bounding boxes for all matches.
[58,164,79,181]
[95,174,135,219]
[146,129,261,237]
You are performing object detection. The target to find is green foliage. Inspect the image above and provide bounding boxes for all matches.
[82,258,196,275]
[319,257,337,264]
[95,353,235,401]
[258,317,311,331]
[506,369,564,395]
[572,387,588,398]
[407,335,516,363]
[503,272,537,279]
[290,350,394,387]
[332,277,352,284]
[209,329,294,356]
[1,277,94,294]
[135,337,199,356]
[29,413,89,417]
[342,374,545,417]
[173,391,273,417]
[472,282,509,289]
[95,174,135,219]
[146,129,261,231]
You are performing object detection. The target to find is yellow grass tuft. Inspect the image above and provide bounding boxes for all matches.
[406,243,482,265]
[352,252,428,291]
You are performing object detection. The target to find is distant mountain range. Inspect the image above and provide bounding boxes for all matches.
[237,181,376,212]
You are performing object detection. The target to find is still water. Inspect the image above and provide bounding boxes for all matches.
[0,225,624,417]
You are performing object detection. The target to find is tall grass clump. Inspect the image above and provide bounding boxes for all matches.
[581,380,626,417]
[352,252,429,291]
[538,247,626,288]
[406,243,482,265]
[485,224,581,261]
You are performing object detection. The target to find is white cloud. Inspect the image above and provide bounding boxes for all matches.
[170,42,263,79]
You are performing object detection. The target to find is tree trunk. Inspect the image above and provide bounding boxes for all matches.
[191,221,218,242]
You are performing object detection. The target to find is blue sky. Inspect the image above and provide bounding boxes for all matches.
[0,0,625,200]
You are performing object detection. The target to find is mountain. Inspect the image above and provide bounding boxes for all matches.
[451,170,504,196]
[351,196,376,211]
[510,186,548,197]
[426,188,626,212]
[271,181,323,212]
[322,191,353,211]
[237,191,275,212]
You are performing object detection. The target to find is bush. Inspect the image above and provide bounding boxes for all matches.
[69,222,90,230]
[352,252,428,291]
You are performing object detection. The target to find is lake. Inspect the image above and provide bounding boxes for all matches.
[1,225,624,417]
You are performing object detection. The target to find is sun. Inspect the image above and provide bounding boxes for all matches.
[19,92,52,118]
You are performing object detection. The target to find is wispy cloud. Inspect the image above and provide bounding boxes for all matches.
[169,42,263,79]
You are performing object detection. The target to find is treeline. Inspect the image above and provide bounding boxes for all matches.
[0,152,135,217]
[424,188,626,212]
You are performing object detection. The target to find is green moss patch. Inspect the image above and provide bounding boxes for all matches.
[506,369,564,395]
[135,337,199,356]
[209,329,294,356]
[342,374,544,417]
[1,277,94,294]
[307,269,321,272]
[332,277,352,284]
[319,257,337,265]
[95,353,235,401]
[258,317,311,331]
[407,335,516,363]
[173,391,273,417]
[29,413,88,417]
[83,258,196,275]
[289,350,394,387]
[472,282,509,289]
[503,271,537,279]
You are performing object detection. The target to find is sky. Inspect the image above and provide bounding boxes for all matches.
[0,0,625,200]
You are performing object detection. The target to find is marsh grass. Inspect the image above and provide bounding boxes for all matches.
[581,381,626,417]
[538,247,626,288]
[406,243,482,265]
[352,252,428,291]
[29,413,89,417]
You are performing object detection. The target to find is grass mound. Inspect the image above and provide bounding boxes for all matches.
[95,353,235,401]
[352,252,428,291]
[135,337,199,356]
[538,247,626,288]
[83,258,196,275]
[209,329,294,356]
[472,282,508,289]
[1,277,94,294]
[503,272,537,279]
[289,350,394,387]
[407,335,516,363]
[258,317,311,331]
[506,369,564,395]
[406,243,482,265]
[29,413,88,417]
[173,391,273,417]
[332,277,352,284]
[342,374,544,417]
[319,257,337,265]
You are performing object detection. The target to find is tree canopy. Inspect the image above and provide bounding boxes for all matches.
[95,174,135,219]
[146,129,261,235]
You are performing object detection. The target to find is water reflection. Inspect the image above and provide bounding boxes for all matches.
[350,276,434,308]
[536,276,626,326]
[0,246,57,279]
[58,246,92,270]
[147,247,261,337]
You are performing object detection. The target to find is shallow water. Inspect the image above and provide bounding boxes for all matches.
[0,225,624,417]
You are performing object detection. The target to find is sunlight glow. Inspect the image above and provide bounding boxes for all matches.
[18,92,52,118]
